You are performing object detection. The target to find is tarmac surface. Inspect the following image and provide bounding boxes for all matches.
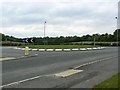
[0,46,118,88]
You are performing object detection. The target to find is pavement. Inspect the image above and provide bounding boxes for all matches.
[0,46,119,89]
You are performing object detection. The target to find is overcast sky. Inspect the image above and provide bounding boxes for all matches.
[0,0,119,38]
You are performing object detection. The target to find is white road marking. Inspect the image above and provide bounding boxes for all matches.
[54,69,83,78]
[86,79,90,82]
[0,57,16,61]
[0,54,38,62]
[1,55,115,88]
[74,56,117,69]
[0,74,53,88]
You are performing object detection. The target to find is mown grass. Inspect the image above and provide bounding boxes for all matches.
[21,45,98,49]
[93,72,120,89]
[21,45,97,49]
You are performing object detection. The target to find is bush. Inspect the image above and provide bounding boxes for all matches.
[1,41,24,46]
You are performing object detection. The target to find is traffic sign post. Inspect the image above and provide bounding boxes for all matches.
[23,38,35,44]
[22,38,35,56]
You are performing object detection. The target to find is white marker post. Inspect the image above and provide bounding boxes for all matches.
[25,46,29,55]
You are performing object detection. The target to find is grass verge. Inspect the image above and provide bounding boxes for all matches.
[93,72,120,89]
[21,45,97,49]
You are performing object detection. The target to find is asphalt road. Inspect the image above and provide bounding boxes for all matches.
[1,47,119,88]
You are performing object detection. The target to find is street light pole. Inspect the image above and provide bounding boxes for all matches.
[94,37,95,47]
[115,17,118,46]
[44,21,46,45]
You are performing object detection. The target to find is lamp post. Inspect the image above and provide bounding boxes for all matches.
[44,21,46,45]
[93,34,96,47]
[115,17,118,46]
[94,37,95,47]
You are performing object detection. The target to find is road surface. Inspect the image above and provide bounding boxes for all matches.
[1,47,118,88]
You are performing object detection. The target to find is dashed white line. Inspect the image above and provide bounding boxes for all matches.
[0,74,53,88]
[74,56,117,69]
[0,57,16,61]
[1,55,116,88]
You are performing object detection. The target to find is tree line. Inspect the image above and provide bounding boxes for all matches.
[0,29,120,45]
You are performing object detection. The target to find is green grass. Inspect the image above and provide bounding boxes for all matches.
[93,72,120,89]
[21,45,97,49]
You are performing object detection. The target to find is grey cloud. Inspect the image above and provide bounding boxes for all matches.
[1,1,118,37]
[2,2,115,27]
[2,2,55,26]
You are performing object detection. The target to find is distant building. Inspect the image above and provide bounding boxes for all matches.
[118,1,120,29]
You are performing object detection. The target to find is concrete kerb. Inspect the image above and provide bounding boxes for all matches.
[46,49,54,52]
[21,48,25,51]
[31,49,38,51]
[38,49,46,51]
[79,48,87,51]
[71,48,79,51]
[92,47,99,50]
[29,48,32,51]
[55,49,63,52]
[86,48,92,50]
[15,47,105,52]
[63,49,71,51]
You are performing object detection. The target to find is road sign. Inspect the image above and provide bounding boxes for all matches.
[30,39,33,43]
[23,38,28,43]
[23,38,35,43]
[28,38,35,43]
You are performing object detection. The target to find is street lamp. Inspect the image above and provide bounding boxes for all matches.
[93,34,96,47]
[115,17,118,46]
[94,37,95,47]
[44,21,46,45]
